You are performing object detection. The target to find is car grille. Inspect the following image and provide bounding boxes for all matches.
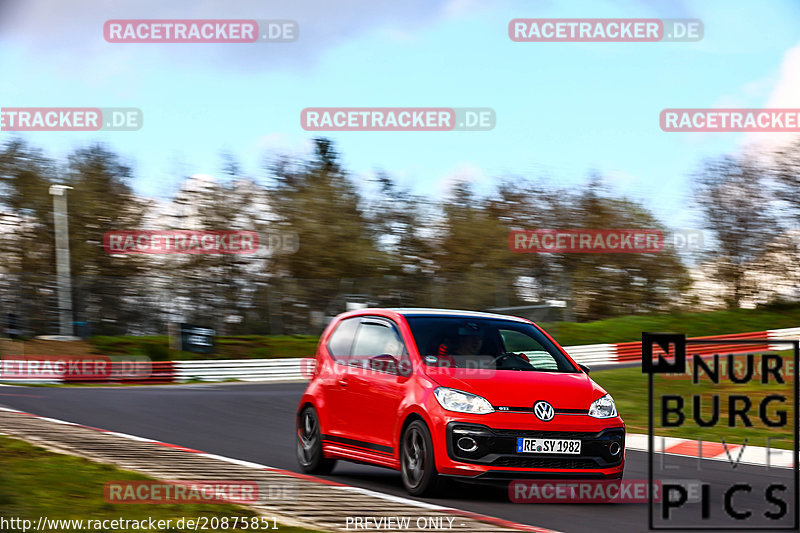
[490,429,599,440]
[490,456,600,469]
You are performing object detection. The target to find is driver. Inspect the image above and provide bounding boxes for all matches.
[437,323,485,356]
[454,328,484,355]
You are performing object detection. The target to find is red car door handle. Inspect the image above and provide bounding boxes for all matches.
[338,377,348,386]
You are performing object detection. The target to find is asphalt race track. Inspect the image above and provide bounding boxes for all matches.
[0,382,795,532]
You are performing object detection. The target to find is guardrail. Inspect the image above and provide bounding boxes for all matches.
[2,327,798,384]
[173,359,308,382]
[561,344,616,366]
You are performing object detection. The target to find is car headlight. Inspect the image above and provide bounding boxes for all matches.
[588,393,618,419]
[433,387,494,414]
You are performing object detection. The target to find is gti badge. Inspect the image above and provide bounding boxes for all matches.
[533,400,555,421]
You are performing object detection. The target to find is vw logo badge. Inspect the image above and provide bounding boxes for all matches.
[533,400,555,422]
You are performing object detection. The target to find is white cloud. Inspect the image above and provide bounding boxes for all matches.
[740,40,800,156]
[435,162,487,197]
[0,0,460,73]
[253,133,313,156]
[441,0,489,19]
[601,169,638,191]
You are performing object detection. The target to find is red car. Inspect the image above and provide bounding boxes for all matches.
[296,308,625,496]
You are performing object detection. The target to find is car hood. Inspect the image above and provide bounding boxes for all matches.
[423,366,605,410]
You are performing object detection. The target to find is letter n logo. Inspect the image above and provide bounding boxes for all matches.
[642,332,686,374]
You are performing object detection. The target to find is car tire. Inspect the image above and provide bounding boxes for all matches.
[297,406,336,474]
[400,420,444,497]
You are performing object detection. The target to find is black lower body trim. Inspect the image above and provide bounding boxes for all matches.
[321,434,393,455]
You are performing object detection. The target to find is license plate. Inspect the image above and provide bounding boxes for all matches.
[516,437,581,454]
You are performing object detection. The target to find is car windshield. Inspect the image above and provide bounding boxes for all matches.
[404,316,578,373]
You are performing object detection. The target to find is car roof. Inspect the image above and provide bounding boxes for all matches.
[385,308,530,323]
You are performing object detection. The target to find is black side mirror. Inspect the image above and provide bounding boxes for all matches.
[579,364,591,374]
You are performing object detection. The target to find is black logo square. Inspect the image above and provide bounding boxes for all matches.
[642,332,686,374]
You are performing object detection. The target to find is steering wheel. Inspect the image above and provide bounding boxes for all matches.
[485,352,519,367]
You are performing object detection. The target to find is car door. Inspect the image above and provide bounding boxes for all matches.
[344,317,411,454]
[318,317,360,438]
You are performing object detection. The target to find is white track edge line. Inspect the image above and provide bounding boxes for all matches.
[0,405,555,530]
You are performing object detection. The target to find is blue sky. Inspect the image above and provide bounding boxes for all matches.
[1,0,799,229]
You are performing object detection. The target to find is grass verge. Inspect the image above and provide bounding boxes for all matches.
[0,435,318,532]
[542,303,800,346]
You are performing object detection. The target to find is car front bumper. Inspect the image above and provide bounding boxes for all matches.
[431,415,625,480]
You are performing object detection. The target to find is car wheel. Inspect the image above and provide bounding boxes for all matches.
[400,420,444,496]
[297,406,336,474]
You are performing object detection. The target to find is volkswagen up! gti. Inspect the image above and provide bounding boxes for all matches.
[296,308,624,496]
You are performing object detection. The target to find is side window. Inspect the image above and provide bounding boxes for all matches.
[499,329,560,371]
[351,320,408,374]
[326,318,360,363]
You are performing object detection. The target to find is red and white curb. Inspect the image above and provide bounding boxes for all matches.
[566,326,800,367]
[0,406,559,533]
[626,433,795,469]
